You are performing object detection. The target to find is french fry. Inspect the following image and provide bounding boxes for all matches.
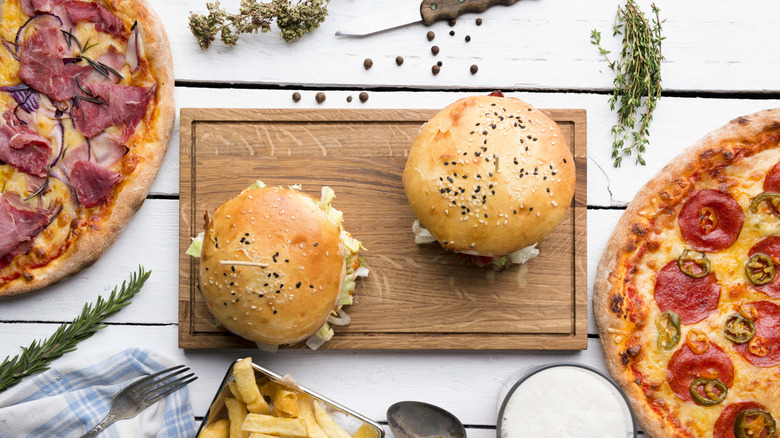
[241,413,309,438]
[233,358,261,403]
[295,394,329,438]
[247,434,279,438]
[271,388,299,417]
[198,419,230,438]
[246,395,271,415]
[259,380,281,398]
[228,380,245,403]
[352,424,378,438]
[225,397,250,438]
[313,401,352,438]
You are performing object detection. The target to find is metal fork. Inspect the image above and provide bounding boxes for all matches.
[79,365,197,438]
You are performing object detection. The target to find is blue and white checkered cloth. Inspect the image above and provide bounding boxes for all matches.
[0,348,197,438]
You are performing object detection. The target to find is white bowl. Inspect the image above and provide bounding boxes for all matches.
[497,363,637,438]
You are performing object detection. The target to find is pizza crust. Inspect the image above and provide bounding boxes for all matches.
[0,0,174,297]
[594,108,780,437]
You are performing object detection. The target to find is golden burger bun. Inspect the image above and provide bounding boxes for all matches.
[402,95,576,258]
[198,187,346,346]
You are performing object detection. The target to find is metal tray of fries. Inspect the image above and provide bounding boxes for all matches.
[197,358,385,438]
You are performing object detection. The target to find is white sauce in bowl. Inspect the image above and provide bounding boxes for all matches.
[499,366,634,438]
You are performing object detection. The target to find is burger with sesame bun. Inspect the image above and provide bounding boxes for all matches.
[186,181,367,350]
[402,93,576,268]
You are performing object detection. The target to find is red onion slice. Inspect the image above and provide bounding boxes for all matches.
[126,21,140,73]
[15,13,63,51]
[48,119,64,167]
[2,39,18,60]
[0,84,39,113]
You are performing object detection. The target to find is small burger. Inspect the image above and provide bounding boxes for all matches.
[402,94,576,268]
[187,181,367,350]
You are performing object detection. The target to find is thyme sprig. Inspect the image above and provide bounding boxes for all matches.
[189,0,329,49]
[0,267,151,392]
[591,1,664,167]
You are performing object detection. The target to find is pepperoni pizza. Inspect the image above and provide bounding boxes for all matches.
[595,109,780,438]
[0,0,173,296]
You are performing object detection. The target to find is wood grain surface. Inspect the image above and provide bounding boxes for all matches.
[179,108,587,349]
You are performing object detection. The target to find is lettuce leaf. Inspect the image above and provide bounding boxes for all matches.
[186,232,204,257]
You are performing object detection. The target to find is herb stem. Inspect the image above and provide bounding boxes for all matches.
[592,1,664,167]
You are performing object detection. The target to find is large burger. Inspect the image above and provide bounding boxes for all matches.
[187,181,367,350]
[402,94,576,267]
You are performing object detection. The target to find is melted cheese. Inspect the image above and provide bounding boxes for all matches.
[623,147,780,437]
[0,1,159,281]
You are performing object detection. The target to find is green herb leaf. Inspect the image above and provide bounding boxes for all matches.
[0,267,151,392]
[592,0,664,167]
[189,0,329,49]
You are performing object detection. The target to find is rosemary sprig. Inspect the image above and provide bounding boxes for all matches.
[24,169,49,201]
[188,0,329,49]
[0,267,151,392]
[592,1,664,167]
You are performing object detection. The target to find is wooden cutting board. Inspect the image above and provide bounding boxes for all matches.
[179,108,587,349]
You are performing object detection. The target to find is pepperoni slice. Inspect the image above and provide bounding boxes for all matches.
[678,189,744,252]
[748,237,780,298]
[654,260,721,324]
[667,342,734,403]
[713,402,765,438]
[764,161,780,192]
[734,301,780,367]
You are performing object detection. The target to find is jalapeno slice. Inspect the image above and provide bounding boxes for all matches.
[746,253,776,285]
[678,249,711,278]
[724,313,756,344]
[656,311,681,351]
[749,192,780,214]
[689,377,727,406]
[734,408,776,438]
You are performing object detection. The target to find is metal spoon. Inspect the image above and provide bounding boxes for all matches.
[387,401,467,438]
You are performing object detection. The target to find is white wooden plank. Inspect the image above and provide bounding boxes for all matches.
[0,323,611,427]
[155,0,780,92]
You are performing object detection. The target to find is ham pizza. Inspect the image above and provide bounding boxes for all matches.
[595,108,780,438]
[0,0,173,296]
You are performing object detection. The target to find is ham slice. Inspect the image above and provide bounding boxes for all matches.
[70,159,121,207]
[20,0,64,16]
[18,20,83,102]
[0,192,50,268]
[63,1,124,37]
[22,0,124,37]
[0,113,51,176]
[72,83,152,139]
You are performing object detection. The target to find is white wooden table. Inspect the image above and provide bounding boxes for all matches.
[2,0,780,435]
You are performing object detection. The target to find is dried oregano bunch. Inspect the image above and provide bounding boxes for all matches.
[189,0,329,49]
[591,1,664,167]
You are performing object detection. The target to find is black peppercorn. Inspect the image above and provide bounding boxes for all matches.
[437,61,443,67]
[359,92,369,103]
[470,64,478,74]
[363,58,373,69]
[395,56,404,66]
[292,92,301,102]
[449,30,455,36]
[315,92,326,103]
[448,18,456,26]
[476,18,483,25]
[465,35,471,42]
[346,95,353,102]
[427,31,435,41]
